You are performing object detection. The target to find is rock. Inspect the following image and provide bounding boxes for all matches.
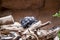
[2,0,44,9]
[44,0,60,9]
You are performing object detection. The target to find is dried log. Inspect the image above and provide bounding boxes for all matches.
[0,21,59,40]
[54,36,59,40]
[0,15,14,25]
[10,32,20,40]
[37,27,60,40]
[0,31,20,40]
[1,22,24,32]
[23,21,51,34]
[19,21,51,40]
[20,27,60,40]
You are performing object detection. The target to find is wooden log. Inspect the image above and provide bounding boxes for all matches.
[0,15,14,25]
[37,27,60,39]
[1,22,24,32]
[20,27,60,40]
[23,21,51,34]
[54,36,59,40]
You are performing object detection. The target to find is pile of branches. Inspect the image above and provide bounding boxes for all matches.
[0,15,60,40]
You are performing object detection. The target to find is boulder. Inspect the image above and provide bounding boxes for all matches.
[2,0,44,9]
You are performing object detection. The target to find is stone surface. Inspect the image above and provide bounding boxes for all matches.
[1,0,60,10]
[44,0,60,10]
[2,0,44,9]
